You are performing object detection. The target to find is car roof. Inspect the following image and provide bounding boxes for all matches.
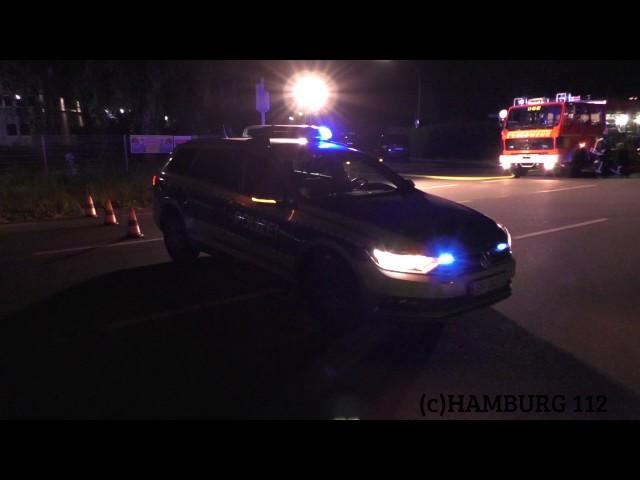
[176,137,356,154]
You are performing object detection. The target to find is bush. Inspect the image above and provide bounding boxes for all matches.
[0,168,155,223]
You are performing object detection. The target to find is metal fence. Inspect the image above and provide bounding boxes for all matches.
[0,134,178,177]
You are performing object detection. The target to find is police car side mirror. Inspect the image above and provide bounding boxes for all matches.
[401,178,415,191]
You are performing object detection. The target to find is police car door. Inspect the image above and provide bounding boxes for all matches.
[186,145,245,247]
[233,149,300,276]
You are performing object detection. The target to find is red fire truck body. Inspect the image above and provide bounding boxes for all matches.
[499,93,639,177]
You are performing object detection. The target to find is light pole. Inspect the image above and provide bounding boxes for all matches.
[378,60,423,128]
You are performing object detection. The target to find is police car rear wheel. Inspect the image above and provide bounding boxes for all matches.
[162,213,200,264]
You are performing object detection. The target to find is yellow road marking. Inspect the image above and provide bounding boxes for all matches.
[409,174,514,181]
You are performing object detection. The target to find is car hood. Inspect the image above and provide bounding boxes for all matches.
[313,190,505,253]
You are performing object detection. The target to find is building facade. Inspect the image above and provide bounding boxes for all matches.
[0,91,85,146]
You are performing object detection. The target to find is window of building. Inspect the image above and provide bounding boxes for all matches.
[7,124,18,136]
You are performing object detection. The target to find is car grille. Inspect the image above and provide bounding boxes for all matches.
[506,138,553,151]
[433,246,511,276]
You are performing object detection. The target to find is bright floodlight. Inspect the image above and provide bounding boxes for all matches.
[499,109,508,120]
[616,114,629,127]
[291,73,330,113]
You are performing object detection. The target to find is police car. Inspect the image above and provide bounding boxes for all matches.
[152,126,515,321]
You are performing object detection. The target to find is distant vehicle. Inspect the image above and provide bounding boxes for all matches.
[379,132,410,161]
[499,93,640,177]
[153,129,515,322]
[337,132,357,147]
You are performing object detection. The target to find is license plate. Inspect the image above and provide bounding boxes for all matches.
[468,273,509,297]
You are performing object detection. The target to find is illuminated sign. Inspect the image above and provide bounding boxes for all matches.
[527,105,542,111]
[130,135,174,154]
[506,129,553,139]
[526,97,549,105]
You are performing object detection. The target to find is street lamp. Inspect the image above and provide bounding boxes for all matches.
[286,72,333,124]
[291,73,330,112]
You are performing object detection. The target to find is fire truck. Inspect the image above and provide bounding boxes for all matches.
[498,93,640,177]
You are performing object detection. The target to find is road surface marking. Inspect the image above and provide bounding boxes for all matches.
[513,218,608,240]
[33,237,163,256]
[420,184,458,189]
[482,179,512,183]
[107,288,283,329]
[535,184,597,193]
[409,174,514,181]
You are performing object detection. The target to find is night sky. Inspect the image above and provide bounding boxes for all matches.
[251,60,640,132]
[3,60,639,134]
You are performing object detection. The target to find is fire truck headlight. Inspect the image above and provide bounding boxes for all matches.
[499,155,511,170]
[543,155,559,170]
[579,142,586,149]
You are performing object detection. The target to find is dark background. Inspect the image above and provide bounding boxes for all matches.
[2,60,639,133]
[1,60,639,159]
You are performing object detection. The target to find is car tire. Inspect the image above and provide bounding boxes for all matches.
[303,250,363,332]
[511,166,527,178]
[161,211,200,264]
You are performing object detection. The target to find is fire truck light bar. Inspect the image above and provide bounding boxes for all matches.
[526,97,549,105]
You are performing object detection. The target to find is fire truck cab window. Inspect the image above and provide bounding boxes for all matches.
[506,105,562,129]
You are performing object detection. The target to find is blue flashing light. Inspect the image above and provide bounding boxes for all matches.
[437,253,455,265]
[316,141,348,150]
[317,126,333,141]
[496,242,508,252]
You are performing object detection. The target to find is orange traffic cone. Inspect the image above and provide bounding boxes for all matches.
[126,208,144,238]
[85,195,97,218]
[104,200,118,225]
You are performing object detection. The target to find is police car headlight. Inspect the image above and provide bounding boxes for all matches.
[372,249,440,275]
[497,223,512,248]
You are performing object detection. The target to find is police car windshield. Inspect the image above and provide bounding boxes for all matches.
[286,146,407,199]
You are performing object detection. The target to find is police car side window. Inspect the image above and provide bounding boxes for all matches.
[191,147,243,191]
[165,147,196,175]
[241,152,283,197]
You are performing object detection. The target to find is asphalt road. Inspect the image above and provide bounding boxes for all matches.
[2,172,640,419]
